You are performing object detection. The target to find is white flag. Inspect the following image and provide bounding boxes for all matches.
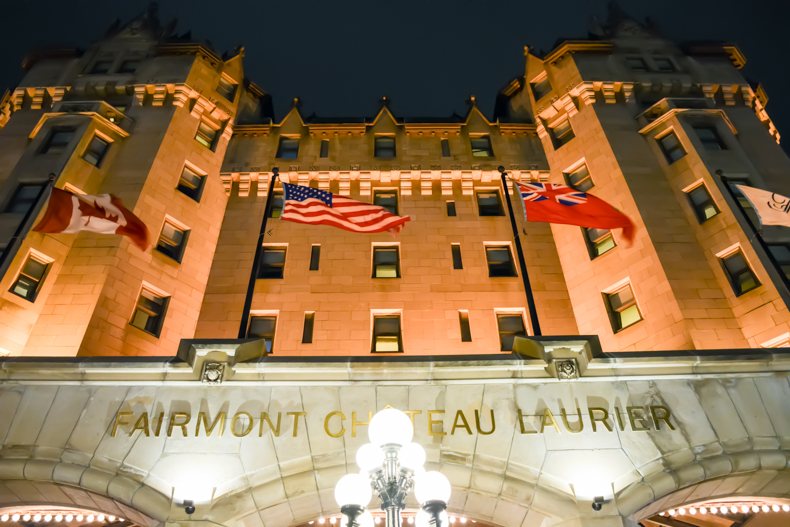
[735,185,790,227]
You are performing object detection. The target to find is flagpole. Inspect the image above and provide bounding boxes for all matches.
[0,172,57,281]
[498,166,542,336]
[238,167,279,339]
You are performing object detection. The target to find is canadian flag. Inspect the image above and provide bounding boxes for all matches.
[33,188,149,250]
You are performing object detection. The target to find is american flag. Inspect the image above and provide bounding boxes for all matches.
[280,183,411,234]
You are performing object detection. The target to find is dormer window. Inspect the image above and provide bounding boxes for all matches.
[217,76,238,101]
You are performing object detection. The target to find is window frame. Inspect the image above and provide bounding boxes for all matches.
[766,243,790,287]
[563,162,594,191]
[548,118,575,149]
[624,56,649,72]
[693,125,728,151]
[529,73,552,100]
[10,251,52,302]
[684,182,720,223]
[470,135,494,158]
[652,56,676,72]
[485,244,518,277]
[276,137,300,159]
[130,285,170,337]
[81,134,111,167]
[373,190,399,215]
[496,311,527,352]
[451,243,463,270]
[155,217,190,263]
[446,200,457,217]
[459,310,472,342]
[440,138,451,157]
[4,183,46,214]
[195,119,220,150]
[657,130,686,164]
[247,314,277,354]
[319,139,330,158]
[301,312,315,344]
[582,227,616,259]
[371,312,403,353]
[603,282,643,333]
[309,245,321,271]
[372,244,401,278]
[374,136,396,158]
[718,246,761,296]
[258,245,287,279]
[40,127,76,155]
[216,75,238,101]
[177,163,207,202]
[476,190,505,216]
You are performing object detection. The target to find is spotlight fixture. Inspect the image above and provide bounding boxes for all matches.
[592,497,605,512]
[183,500,196,515]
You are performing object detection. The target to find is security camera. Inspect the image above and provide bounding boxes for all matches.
[592,497,605,511]
[183,500,195,515]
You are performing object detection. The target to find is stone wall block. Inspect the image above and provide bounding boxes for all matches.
[22,459,56,481]
[79,467,113,496]
[52,462,86,486]
[107,475,143,505]
[673,463,705,487]
[130,484,172,521]
[615,481,654,516]
[0,459,26,480]
[699,456,733,479]
[758,451,787,470]
[643,471,677,501]
[730,452,760,473]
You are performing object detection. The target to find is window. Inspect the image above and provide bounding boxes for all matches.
[496,313,526,351]
[372,314,402,353]
[195,120,219,150]
[276,137,299,159]
[486,245,517,277]
[4,183,45,213]
[10,254,50,302]
[258,246,286,279]
[177,164,206,201]
[564,163,594,191]
[320,139,330,158]
[441,139,451,157]
[604,283,642,332]
[767,244,790,284]
[583,228,616,258]
[41,128,75,154]
[309,245,321,271]
[470,136,494,157]
[118,60,139,74]
[374,136,396,158]
[82,135,110,167]
[446,200,457,217]
[89,59,113,74]
[724,176,760,227]
[686,184,719,223]
[720,249,760,296]
[302,312,315,344]
[248,315,276,353]
[374,190,398,215]
[530,75,552,100]
[217,76,238,101]
[653,57,676,72]
[268,191,284,218]
[372,246,400,278]
[476,191,504,216]
[549,119,575,148]
[625,56,648,72]
[451,244,463,269]
[156,220,190,262]
[694,125,727,151]
[459,310,472,342]
[657,131,686,164]
[130,287,169,337]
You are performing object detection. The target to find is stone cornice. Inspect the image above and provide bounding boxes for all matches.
[542,41,614,65]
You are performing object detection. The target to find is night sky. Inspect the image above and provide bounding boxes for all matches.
[1,0,788,148]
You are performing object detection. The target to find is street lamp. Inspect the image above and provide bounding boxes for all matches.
[335,408,452,527]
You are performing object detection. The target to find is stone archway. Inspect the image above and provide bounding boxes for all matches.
[0,459,169,527]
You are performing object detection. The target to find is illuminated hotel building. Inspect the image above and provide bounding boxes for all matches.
[0,6,788,527]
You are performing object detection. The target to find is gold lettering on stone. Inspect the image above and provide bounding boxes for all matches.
[560,407,583,434]
[324,411,346,438]
[132,412,150,437]
[588,407,613,432]
[475,409,495,435]
[517,409,537,434]
[351,411,370,438]
[650,405,675,430]
[111,411,132,437]
[540,408,561,433]
[231,412,254,437]
[167,412,190,437]
[196,411,226,437]
[428,410,446,436]
[288,411,306,437]
[627,406,649,432]
[451,410,472,435]
[260,412,282,437]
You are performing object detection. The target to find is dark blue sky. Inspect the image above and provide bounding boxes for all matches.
[1,0,788,145]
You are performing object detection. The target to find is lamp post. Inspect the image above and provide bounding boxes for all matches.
[334,408,452,527]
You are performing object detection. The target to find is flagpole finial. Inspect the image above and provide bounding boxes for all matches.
[272,167,279,176]
[497,166,506,174]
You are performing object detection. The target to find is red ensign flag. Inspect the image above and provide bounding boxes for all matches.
[516,182,635,242]
[33,188,149,250]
